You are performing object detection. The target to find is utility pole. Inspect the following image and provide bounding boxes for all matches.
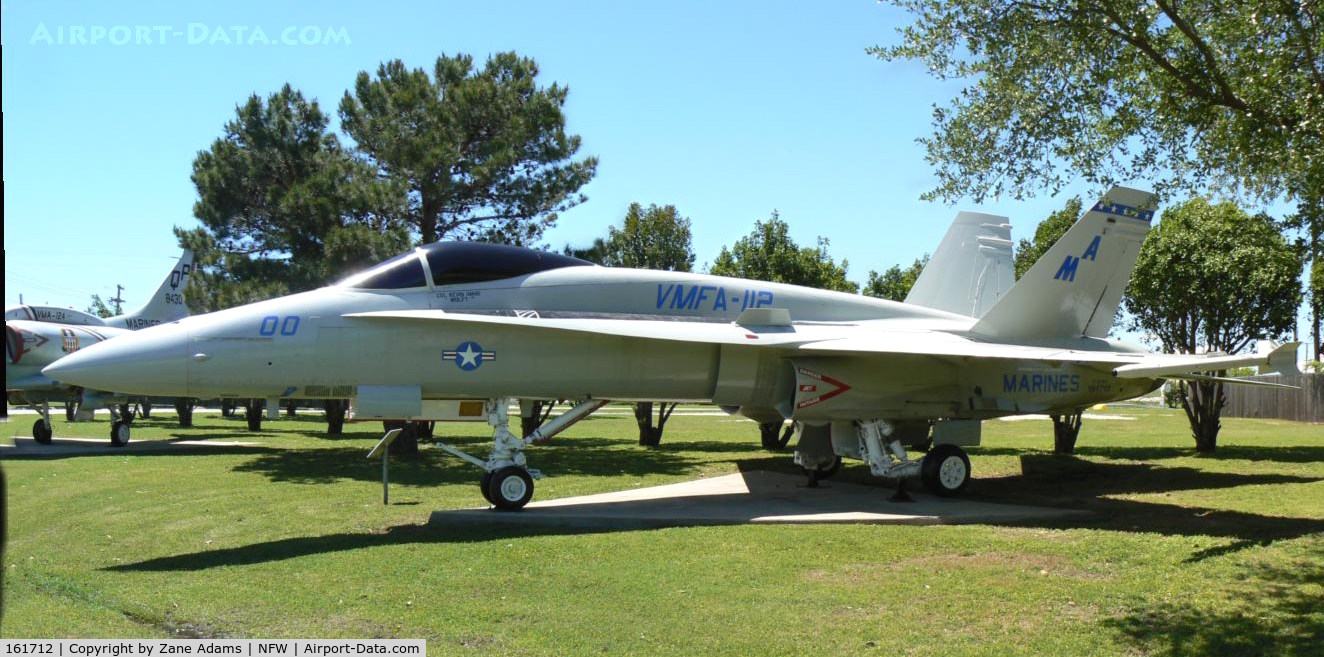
[111,285,125,315]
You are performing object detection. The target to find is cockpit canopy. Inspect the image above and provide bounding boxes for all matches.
[337,241,595,290]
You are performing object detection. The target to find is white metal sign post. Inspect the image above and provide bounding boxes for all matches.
[366,428,403,505]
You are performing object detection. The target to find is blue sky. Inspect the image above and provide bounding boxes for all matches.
[1,0,1309,353]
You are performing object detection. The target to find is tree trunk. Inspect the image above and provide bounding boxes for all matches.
[1179,380,1225,453]
[1050,411,1084,454]
[635,402,677,447]
[420,194,439,245]
[635,402,659,446]
[324,399,346,435]
[244,399,263,431]
[383,420,419,457]
[759,422,795,450]
[1311,218,1322,362]
[414,420,434,440]
[174,398,195,428]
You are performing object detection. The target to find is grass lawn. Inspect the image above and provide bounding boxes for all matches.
[1,404,1321,655]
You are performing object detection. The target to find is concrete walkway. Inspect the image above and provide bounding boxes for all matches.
[430,470,1087,528]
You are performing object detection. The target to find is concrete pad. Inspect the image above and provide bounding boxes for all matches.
[429,470,1087,528]
[1,436,262,456]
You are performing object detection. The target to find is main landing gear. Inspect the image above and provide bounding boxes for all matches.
[427,397,608,511]
[27,400,135,447]
[110,403,135,446]
[32,402,53,444]
[793,419,972,497]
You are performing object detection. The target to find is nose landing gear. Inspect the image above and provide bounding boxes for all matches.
[427,397,608,511]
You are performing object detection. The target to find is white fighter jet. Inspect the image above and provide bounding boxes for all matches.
[45,188,1298,508]
[7,250,193,444]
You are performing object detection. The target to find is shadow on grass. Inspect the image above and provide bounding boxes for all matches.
[1106,546,1324,656]
[973,444,1324,464]
[105,523,613,572]
[230,433,699,486]
[109,445,1324,572]
[977,456,1324,561]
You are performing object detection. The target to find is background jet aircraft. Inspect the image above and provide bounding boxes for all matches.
[7,250,193,444]
[46,189,1298,509]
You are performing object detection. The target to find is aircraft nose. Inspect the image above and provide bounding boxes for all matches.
[42,323,189,396]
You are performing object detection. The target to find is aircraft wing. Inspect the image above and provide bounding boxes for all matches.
[345,311,1300,382]
[347,310,1080,358]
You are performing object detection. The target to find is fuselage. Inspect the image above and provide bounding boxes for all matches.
[43,243,1160,422]
[6,319,127,402]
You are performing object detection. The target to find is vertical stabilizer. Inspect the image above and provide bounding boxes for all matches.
[106,250,194,330]
[904,211,1013,318]
[970,187,1157,340]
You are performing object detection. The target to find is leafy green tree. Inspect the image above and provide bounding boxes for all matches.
[84,295,115,318]
[1014,198,1082,280]
[339,53,598,247]
[594,202,697,445]
[601,203,696,272]
[874,0,1323,360]
[1124,198,1301,452]
[863,255,929,301]
[711,211,858,293]
[563,238,609,265]
[184,84,408,313]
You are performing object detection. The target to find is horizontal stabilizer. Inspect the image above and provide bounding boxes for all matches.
[1112,342,1300,379]
[1163,373,1299,390]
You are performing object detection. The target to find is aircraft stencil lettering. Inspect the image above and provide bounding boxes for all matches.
[169,263,193,291]
[1002,373,1081,394]
[793,367,852,409]
[44,189,1301,507]
[1054,234,1104,283]
[655,284,773,311]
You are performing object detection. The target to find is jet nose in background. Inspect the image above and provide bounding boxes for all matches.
[42,323,189,396]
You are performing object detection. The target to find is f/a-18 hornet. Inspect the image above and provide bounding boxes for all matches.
[46,189,1298,508]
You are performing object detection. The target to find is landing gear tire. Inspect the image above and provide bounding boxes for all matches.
[479,472,495,505]
[65,403,76,422]
[33,419,53,444]
[486,466,534,511]
[110,421,131,447]
[921,444,970,497]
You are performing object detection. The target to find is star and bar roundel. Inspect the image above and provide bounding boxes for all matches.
[443,341,496,371]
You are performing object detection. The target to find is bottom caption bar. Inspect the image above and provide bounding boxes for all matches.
[0,641,426,657]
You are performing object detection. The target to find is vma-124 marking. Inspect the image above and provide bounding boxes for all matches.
[46,189,1298,508]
